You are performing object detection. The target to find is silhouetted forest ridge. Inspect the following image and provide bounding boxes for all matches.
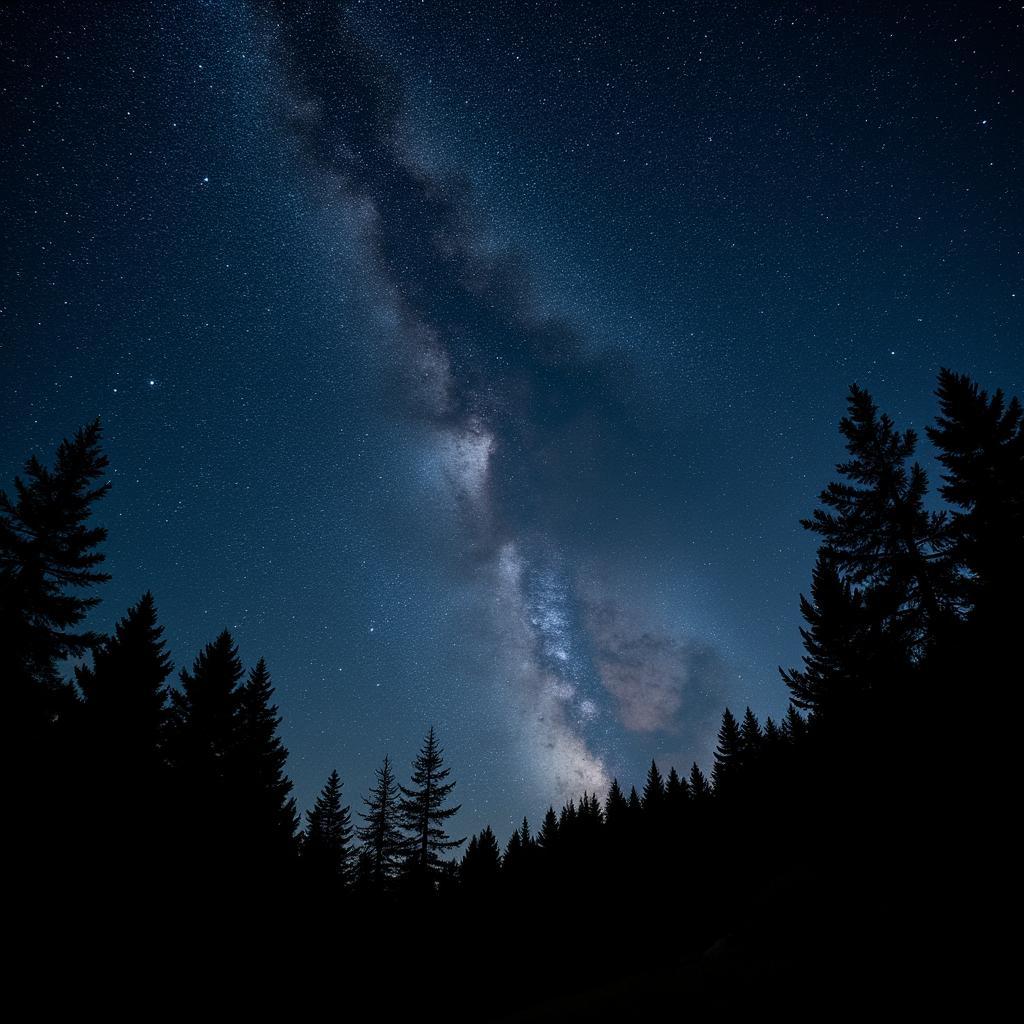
[4,368,1020,1017]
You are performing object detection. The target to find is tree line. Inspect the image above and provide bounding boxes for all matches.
[3,367,1020,1012]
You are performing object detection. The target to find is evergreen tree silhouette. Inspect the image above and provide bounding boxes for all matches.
[358,753,405,889]
[627,785,643,818]
[782,704,807,742]
[604,778,629,829]
[642,759,666,811]
[688,762,711,801]
[398,726,464,883]
[76,591,171,780]
[740,708,762,761]
[164,629,244,871]
[780,554,876,720]
[803,384,952,660]
[927,369,1023,630]
[232,657,299,866]
[665,766,690,808]
[1,419,110,731]
[303,769,353,886]
[536,806,559,850]
[519,816,532,847]
[461,825,501,890]
[712,708,742,793]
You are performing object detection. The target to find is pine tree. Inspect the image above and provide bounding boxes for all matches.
[164,630,245,865]
[780,553,877,720]
[642,759,665,811]
[166,630,244,783]
[303,770,353,886]
[627,785,643,818]
[740,708,763,761]
[803,384,952,660]
[519,816,532,848]
[712,708,742,793]
[1,419,110,729]
[398,726,465,881]
[927,369,1023,629]
[358,753,405,888]
[76,591,171,779]
[782,705,807,743]
[232,657,299,863]
[604,778,628,829]
[666,766,690,809]
[689,762,711,801]
[461,825,501,890]
[536,806,559,850]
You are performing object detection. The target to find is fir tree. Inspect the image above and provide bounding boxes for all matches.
[642,759,666,811]
[232,657,299,862]
[604,778,629,829]
[75,591,171,779]
[666,766,690,808]
[519,816,532,848]
[712,707,742,793]
[1,419,110,728]
[780,554,877,719]
[689,762,711,801]
[536,806,559,850]
[398,726,465,881]
[303,770,353,886]
[164,630,245,865]
[740,708,763,761]
[927,369,1024,628]
[461,825,501,890]
[358,753,405,888]
[627,785,643,818]
[803,384,952,659]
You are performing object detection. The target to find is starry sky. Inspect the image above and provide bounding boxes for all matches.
[2,1,1021,839]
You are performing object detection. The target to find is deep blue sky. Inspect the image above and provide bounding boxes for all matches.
[2,1,1020,842]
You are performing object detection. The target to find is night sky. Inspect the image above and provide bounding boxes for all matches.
[3,2,1021,840]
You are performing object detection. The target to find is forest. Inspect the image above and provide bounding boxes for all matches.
[4,368,1019,1017]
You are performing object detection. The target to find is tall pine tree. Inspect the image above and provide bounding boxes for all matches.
[1,419,110,732]
[398,727,465,883]
[303,769,353,887]
[231,657,299,867]
[358,753,406,889]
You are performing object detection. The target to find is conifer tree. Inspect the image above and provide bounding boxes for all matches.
[166,630,244,783]
[627,785,643,818]
[666,766,690,808]
[604,779,628,829]
[1,419,110,729]
[688,762,711,801]
[536,806,559,850]
[398,726,464,880]
[232,657,299,861]
[926,369,1023,628]
[803,384,952,659]
[519,816,532,848]
[712,708,742,793]
[782,705,807,743]
[461,825,501,890]
[76,591,171,779]
[740,708,763,761]
[303,770,353,886]
[642,759,666,811]
[164,630,245,863]
[358,753,405,888]
[780,554,877,720]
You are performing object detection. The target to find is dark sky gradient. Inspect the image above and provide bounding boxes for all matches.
[2,1,1021,840]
